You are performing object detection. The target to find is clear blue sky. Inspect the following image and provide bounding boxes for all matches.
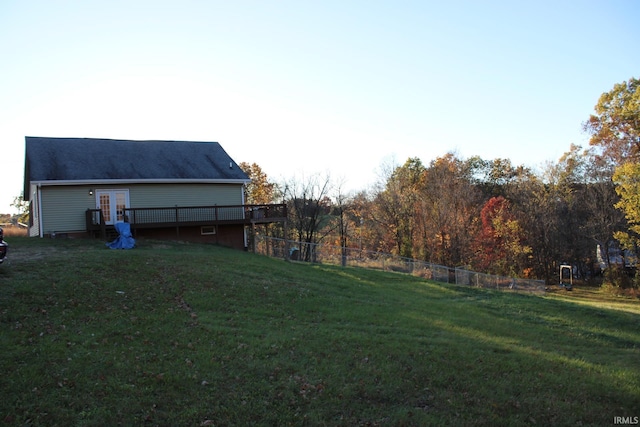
[1,0,639,213]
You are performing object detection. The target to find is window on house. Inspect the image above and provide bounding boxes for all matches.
[201,226,216,235]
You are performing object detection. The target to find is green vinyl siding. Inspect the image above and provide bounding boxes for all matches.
[40,186,96,234]
[127,184,243,208]
[37,183,244,234]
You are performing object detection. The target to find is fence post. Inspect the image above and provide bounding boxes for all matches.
[132,209,137,238]
[175,206,180,238]
[99,210,106,240]
[283,235,290,261]
[252,222,256,253]
[254,234,544,293]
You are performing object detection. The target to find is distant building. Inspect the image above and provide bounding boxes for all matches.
[597,242,638,270]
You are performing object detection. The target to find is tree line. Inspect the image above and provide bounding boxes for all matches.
[241,77,640,287]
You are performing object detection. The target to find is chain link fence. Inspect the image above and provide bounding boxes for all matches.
[253,235,546,294]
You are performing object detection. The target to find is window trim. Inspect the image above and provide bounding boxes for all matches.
[201,226,216,235]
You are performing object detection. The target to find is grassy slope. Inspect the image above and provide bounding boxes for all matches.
[0,237,639,426]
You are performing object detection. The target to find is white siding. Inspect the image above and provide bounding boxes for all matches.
[28,184,41,237]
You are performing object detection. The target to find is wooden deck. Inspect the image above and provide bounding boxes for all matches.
[86,204,287,239]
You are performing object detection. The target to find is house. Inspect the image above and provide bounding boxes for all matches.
[23,137,286,249]
[597,241,638,271]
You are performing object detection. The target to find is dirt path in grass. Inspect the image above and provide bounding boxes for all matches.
[2,241,85,265]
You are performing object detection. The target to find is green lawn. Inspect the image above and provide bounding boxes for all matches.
[1,237,638,426]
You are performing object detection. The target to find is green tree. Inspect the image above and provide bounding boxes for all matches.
[373,157,425,258]
[585,77,640,272]
[612,161,640,287]
[584,77,640,164]
[612,161,640,250]
[472,157,523,198]
[11,192,30,225]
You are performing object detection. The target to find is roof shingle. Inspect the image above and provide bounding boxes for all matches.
[25,137,249,182]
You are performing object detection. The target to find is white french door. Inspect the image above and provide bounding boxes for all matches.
[96,190,130,225]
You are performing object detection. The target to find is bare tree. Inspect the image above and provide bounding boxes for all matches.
[283,173,333,262]
[325,179,351,266]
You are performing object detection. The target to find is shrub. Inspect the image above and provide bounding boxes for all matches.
[601,264,640,298]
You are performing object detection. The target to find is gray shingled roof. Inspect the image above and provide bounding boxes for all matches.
[24,137,249,193]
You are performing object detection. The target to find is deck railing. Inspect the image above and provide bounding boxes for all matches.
[86,204,287,236]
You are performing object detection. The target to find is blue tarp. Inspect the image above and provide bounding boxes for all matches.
[106,222,136,249]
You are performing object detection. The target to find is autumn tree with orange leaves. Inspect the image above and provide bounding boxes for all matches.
[474,196,531,277]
